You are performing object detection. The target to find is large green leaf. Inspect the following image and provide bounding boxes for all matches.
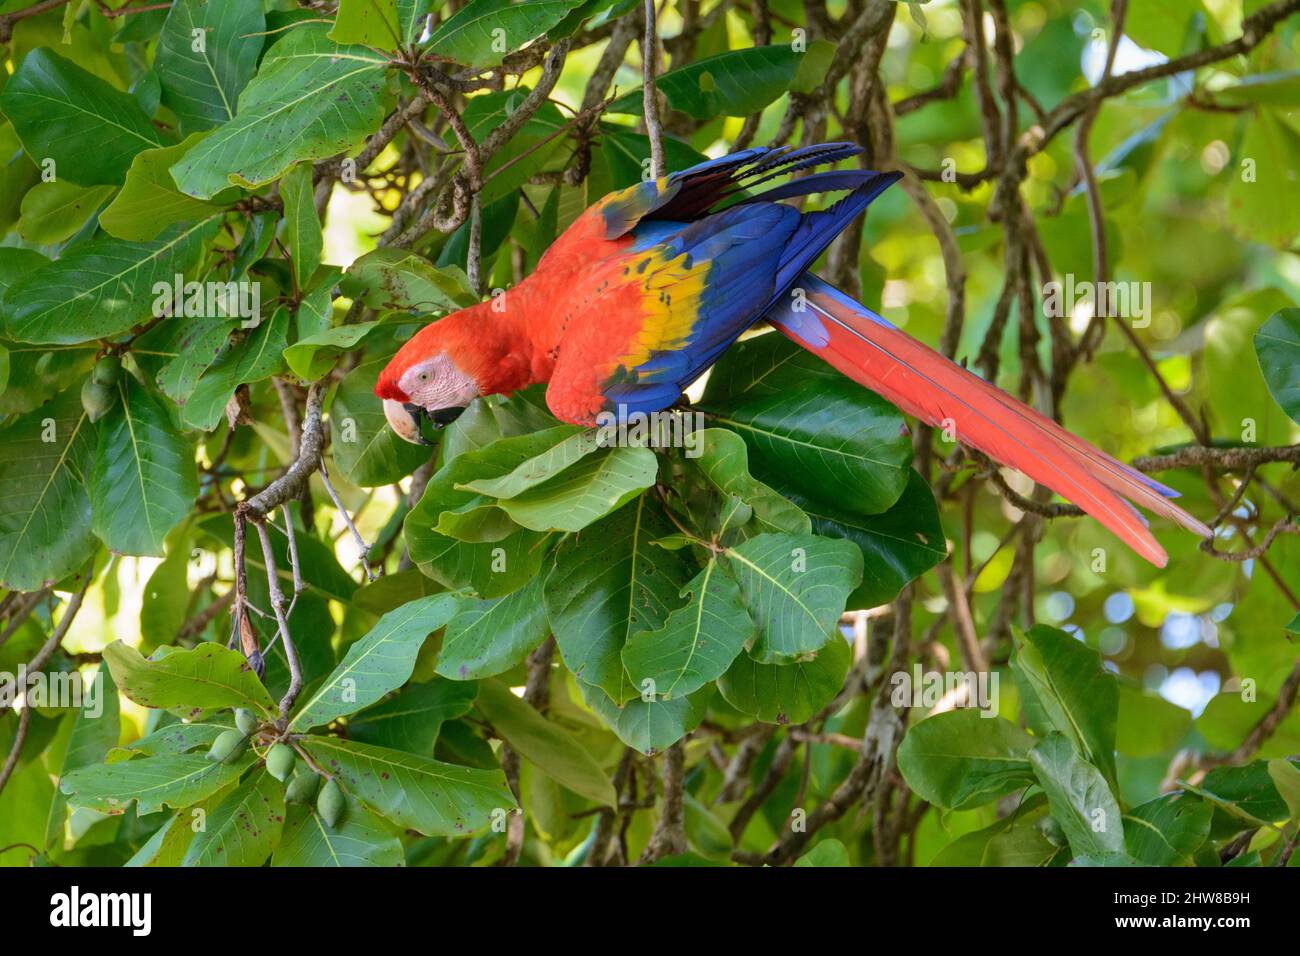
[183,767,285,866]
[17,181,115,245]
[425,0,586,69]
[182,307,290,430]
[331,0,403,51]
[692,427,809,536]
[291,593,462,731]
[44,663,120,850]
[88,376,198,557]
[580,682,710,755]
[349,678,477,753]
[99,134,229,241]
[1254,308,1300,424]
[717,635,851,725]
[330,353,431,486]
[273,799,403,866]
[897,710,1037,810]
[2,220,215,345]
[1012,625,1118,788]
[436,576,549,680]
[0,390,96,591]
[607,41,835,119]
[801,469,947,609]
[104,640,277,716]
[495,444,659,533]
[60,751,254,815]
[280,161,323,287]
[722,532,861,663]
[1122,793,1212,866]
[300,736,516,836]
[0,47,167,185]
[1227,109,1300,248]
[156,0,266,134]
[456,425,595,499]
[1029,734,1124,859]
[544,495,692,701]
[622,558,754,700]
[171,25,389,199]
[700,334,912,516]
[339,249,478,312]
[476,679,616,807]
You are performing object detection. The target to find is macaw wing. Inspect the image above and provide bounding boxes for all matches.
[588,164,901,417]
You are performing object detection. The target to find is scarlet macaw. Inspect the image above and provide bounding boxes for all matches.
[377,143,1210,566]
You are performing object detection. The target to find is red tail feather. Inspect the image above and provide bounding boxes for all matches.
[769,276,1211,567]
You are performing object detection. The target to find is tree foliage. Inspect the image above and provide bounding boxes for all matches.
[0,0,1298,869]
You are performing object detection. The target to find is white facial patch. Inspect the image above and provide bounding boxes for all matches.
[398,353,480,411]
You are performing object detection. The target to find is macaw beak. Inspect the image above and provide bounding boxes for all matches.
[383,399,466,445]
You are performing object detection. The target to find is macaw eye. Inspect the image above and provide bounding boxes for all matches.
[419,371,429,381]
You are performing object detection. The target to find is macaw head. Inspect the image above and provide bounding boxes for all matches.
[375,324,480,445]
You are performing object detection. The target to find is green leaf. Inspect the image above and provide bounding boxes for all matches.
[456,425,597,499]
[273,799,403,866]
[45,663,120,849]
[300,736,516,836]
[1028,734,1124,859]
[1012,625,1119,788]
[285,321,377,382]
[171,25,389,199]
[425,0,586,69]
[795,838,850,867]
[717,635,851,725]
[88,376,199,557]
[60,751,254,815]
[580,681,710,755]
[99,133,229,241]
[464,90,569,204]
[330,352,432,486]
[897,710,1037,810]
[115,720,231,759]
[1122,793,1212,866]
[183,767,285,866]
[17,180,115,245]
[1254,308,1300,424]
[1227,109,1300,247]
[1190,759,1300,825]
[0,389,96,591]
[692,427,809,535]
[437,576,548,680]
[291,593,461,731]
[494,444,659,533]
[1267,759,1300,821]
[331,0,403,51]
[0,47,167,186]
[2,220,215,345]
[801,469,947,608]
[349,678,477,753]
[544,495,692,701]
[722,532,861,663]
[104,639,277,716]
[280,162,323,288]
[700,334,912,516]
[607,41,835,119]
[182,307,290,431]
[156,0,266,134]
[476,679,616,807]
[622,558,754,700]
[340,249,479,312]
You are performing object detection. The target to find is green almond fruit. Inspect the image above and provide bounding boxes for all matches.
[266,742,296,782]
[317,778,345,828]
[92,354,122,385]
[234,709,259,735]
[207,729,248,764]
[285,770,321,804]
[80,378,115,423]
